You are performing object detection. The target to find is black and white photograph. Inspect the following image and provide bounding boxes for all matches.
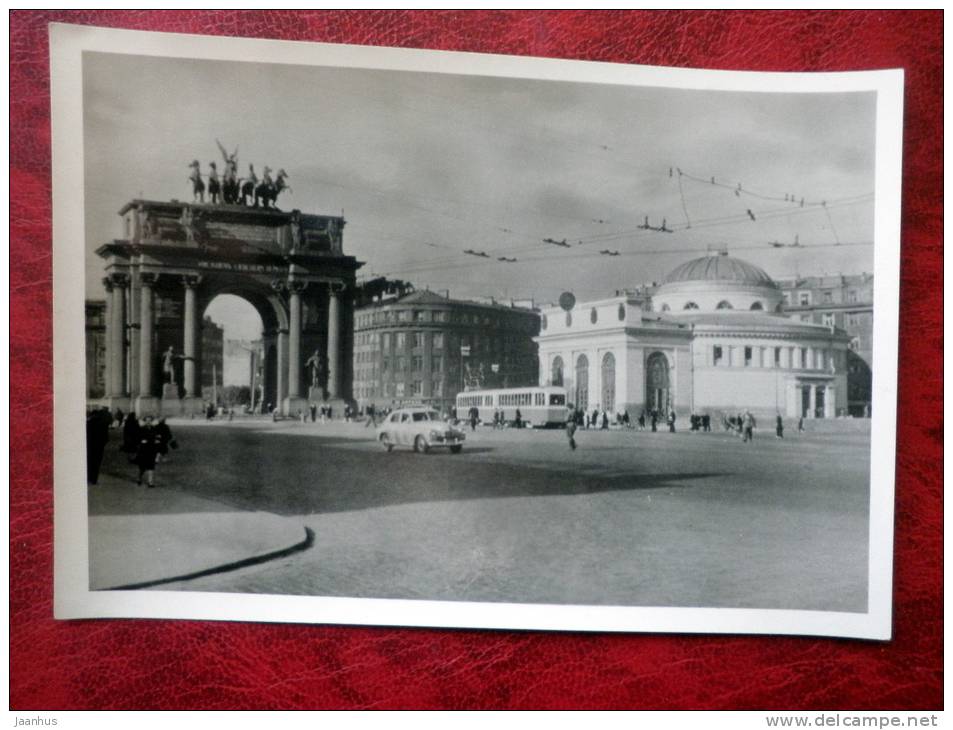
[54,25,902,637]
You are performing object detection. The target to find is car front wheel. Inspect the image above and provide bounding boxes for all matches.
[380,434,394,452]
[414,435,429,454]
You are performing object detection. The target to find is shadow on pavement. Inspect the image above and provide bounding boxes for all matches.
[95,427,726,517]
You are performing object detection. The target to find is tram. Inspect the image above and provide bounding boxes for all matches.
[455,386,568,428]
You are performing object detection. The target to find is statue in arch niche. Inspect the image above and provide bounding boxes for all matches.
[305,348,327,389]
[163,346,183,386]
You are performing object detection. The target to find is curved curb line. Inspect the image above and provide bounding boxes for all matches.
[104,526,315,591]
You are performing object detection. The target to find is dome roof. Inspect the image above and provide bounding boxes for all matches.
[663,254,776,287]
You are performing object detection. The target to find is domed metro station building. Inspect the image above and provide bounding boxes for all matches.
[534,252,852,421]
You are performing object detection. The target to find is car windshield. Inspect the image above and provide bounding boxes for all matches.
[412,411,442,422]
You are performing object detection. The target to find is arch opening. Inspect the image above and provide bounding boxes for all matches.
[202,293,270,412]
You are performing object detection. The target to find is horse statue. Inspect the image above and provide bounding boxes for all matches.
[240,164,258,206]
[254,168,290,210]
[188,160,205,203]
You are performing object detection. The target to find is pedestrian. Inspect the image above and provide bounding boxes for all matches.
[565,408,577,451]
[365,402,377,428]
[622,410,630,428]
[310,403,318,423]
[468,405,479,432]
[637,411,645,431]
[113,408,124,430]
[121,411,140,454]
[154,417,174,462]
[668,409,676,433]
[86,407,110,485]
[776,414,784,439]
[703,414,711,432]
[742,410,756,443]
[515,408,522,429]
[134,416,161,487]
[601,411,609,430]
[650,410,658,432]
[797,416,805,433]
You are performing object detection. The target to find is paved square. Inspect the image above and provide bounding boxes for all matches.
[93,419,870,611]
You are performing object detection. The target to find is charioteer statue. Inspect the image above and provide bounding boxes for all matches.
[185,141,291,210]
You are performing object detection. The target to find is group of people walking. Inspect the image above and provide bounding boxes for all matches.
[564,405,801,450]
[85,408,177,488]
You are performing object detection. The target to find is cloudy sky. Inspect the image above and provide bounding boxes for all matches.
[84,51,876,341]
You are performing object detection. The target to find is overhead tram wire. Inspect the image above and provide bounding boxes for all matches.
[371,239,875,279]
[356,193,875,279]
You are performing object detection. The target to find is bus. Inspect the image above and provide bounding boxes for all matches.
[455,386,568,428]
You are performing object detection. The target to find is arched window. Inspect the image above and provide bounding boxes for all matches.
[575,354,589,411]
[716,300,734,310]
[601,352,616,412]
[551,356,564,387]
[750,301,764,311]
[590,308,598,324]
[565,312,572,327]
[683,301,699,310]
[645,351,670,414]
[617,303,626,321]
[661,303,671,312]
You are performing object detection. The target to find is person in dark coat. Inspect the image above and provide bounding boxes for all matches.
[776,414,784,439]
[650,410,658,432]
[638,411,645,431]
[155,418,174,461]
[121,411,140,453]
[515,408,522,428]
[668,409,676,433]
[86,408,110,485]
[134,417,161,487]
[468,405,479,432]
[565,408,577,450]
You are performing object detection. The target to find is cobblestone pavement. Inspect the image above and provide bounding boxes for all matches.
[96,418,871,611]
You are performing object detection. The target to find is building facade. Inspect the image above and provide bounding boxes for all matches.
[201,316,225,392]
[535,253,853,421]
[776,273,873,415]
[353,290,540,412]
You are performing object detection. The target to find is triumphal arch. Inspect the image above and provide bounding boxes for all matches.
[97,199,362,416]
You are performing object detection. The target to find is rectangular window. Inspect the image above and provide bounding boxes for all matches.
[848,290,858,303]
[822,313,835,327]
[412,332,423,349]
[412,380,422,395]
[396,332,406,349]
[433,333,444,349]
[382,332,391,349]
[382,358,390,373]
[713,345,723,366]
[412,356,423,372]
[432,380,443,396]
[744,346,752,367]
[774,347,781,368]
[823,291,833,303]
[431,356,442,372]
[799,292,811,306]
[800,348,808,369]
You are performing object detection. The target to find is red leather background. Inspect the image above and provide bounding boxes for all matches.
[10,11,941,709]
